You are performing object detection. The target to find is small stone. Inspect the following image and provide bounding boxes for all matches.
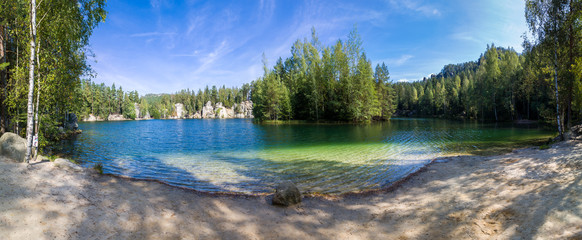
[272,180,302,206]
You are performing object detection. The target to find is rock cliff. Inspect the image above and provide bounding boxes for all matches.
[193,101,253,119]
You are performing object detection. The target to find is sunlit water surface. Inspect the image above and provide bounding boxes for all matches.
[60,118,553,194]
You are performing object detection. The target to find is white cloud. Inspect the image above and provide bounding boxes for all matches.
[388,0,441,17]
[381,54,414,67]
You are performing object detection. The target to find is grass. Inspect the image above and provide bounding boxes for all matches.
[93,163,103,174]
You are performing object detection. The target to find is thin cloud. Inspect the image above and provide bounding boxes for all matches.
[450,32,480,43]
[381,55,414,67]
[388,0,441,17]
[130,32,176,37]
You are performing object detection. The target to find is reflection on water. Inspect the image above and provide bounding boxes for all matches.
[59,118,553,194]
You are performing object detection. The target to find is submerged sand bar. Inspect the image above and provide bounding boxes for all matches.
[1,141,581,239]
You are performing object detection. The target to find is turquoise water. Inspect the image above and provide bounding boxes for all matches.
[61,118,553,194]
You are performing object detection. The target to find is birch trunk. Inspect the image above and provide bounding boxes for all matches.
[25,0,37,163]
[553,45,564,140]
[0,25,6,134]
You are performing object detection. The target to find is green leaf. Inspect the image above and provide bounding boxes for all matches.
[0,62,9,70]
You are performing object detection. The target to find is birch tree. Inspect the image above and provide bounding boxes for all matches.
[24,0,37,163]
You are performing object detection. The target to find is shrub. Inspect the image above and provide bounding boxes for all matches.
[93,163,104,174]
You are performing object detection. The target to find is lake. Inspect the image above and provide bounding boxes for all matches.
[60,118,554,194]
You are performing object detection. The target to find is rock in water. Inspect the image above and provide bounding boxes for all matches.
[272,181,302,206]
[0,132,27,162]
[53,158,83,172]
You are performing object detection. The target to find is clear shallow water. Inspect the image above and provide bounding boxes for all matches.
[60,118,553,194]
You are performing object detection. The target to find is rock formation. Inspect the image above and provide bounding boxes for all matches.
[202,101,215,119]
[235,101,254,118]
[83,114,104,122]
[272,180,302,206]
[80,101,253,121]
[0,132,27,162]
[175,103,185,119]
[134,103,140,119]
[107,114,127,121]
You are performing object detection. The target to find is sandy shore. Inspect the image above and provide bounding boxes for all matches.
[1,141,581,239]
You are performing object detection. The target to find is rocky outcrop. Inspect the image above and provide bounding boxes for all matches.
[202,101,215,119]
[134,103,141,119]
[235,101,254,118]
[80,101,253,121]
[215,102,229,119]
[272,181,302,207]
[175,103,185,119]
[107,114,127,121]
[192,101,253,119]
[83,114,104,122]
[0,132,27,162]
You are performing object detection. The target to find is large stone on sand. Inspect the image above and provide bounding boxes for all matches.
[0,132,27,162]
[272,180,302,206]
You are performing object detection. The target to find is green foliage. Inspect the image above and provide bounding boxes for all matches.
[93,163,104,174]
[393,45,570,123]
[0,62,9,70]
[539,144,550,150]
[251,27,396,122]
[0,0,106,146]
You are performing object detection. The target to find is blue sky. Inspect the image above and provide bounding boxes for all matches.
[89,0,527,94]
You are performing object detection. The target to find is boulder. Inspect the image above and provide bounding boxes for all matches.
[192,111,202,119]
[53,158,83,172]
[0,132,27,162]
[272,180,302,206]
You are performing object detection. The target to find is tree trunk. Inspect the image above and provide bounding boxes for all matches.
[0,25,6,134]
[25,0,38,163]
[567,1,574,129]
[493,92,498,122]
[553,48,564,140]
[34,41,41,160]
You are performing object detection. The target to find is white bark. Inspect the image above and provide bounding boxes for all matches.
[0,25,6,134]
[25,0,37,163]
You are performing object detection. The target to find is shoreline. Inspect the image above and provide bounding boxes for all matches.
[1,141,581,239]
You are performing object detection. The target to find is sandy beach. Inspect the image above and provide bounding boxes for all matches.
[1,140,581,239]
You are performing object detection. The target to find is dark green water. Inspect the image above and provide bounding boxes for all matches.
[61,118,553,194]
